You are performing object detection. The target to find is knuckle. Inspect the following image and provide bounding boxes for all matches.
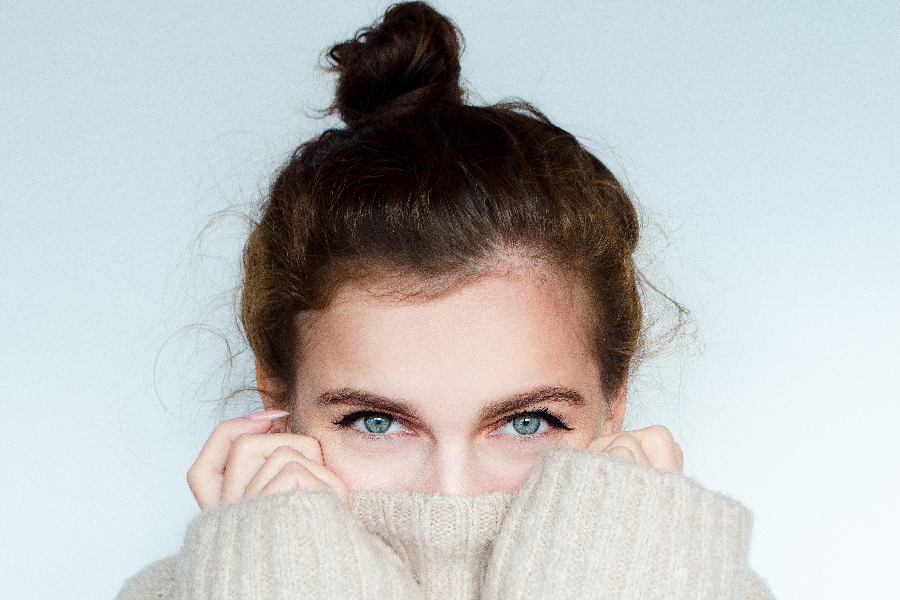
[265,433,321,457]
[616,432,639,446]
[588,432,616,451]
[231,432,262,455]
[210,420,232,436]
[646,425,675,443]
[275,462,327,489]
[608,445,635,460]
[278,461,309,476]
[232,432,255,446]
[269,445,302,461]
[212,418,245,440]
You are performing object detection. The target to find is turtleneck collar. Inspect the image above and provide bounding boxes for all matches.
[350,488,515,600]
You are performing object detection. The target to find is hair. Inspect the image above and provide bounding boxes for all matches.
[241,1,643,405]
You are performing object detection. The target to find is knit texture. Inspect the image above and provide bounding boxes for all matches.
[482,445,756,600]
[116,444,775,600]
[116,556,177,600]
[351,489,512,599]
[173,487,421,600]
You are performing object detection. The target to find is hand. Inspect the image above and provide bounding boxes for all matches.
[588,425,684,471]
[187,411,350,510]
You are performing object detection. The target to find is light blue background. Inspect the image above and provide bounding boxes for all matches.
[1,1,898,598]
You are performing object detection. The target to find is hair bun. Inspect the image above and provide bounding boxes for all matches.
[327,1,464,126]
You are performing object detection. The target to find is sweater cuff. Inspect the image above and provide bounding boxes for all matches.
[174,488,422,600]
[482,444,754,600]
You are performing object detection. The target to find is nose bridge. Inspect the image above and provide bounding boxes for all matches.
[422,439,479,496]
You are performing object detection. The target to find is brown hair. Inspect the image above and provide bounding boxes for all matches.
[241,1,642,403]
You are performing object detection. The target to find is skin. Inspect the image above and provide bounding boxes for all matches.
[188,259,684,510]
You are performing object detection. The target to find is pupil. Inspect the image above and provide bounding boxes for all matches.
[365,415,391,434]
[513,415,540,435]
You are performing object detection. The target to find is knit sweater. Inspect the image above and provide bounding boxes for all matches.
[116,443,775,600]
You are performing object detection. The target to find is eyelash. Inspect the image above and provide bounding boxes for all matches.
[512,408,573,431]
[331,407,573,439]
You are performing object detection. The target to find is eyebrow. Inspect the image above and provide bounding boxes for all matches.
[316,386,585,423]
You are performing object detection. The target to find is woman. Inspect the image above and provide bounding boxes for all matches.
[117,2,774,598]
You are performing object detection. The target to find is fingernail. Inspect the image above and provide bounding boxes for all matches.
[246,409,290,421]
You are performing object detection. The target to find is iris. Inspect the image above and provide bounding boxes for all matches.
[510,414,541,435]
[363,414,393,434]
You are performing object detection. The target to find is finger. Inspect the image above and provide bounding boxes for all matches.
[220,433,326,504]
[629,425,683,471]
[609,433,651,465]
[244,445,311,498]
[248,445,351,509]
[299,456,351,509]
[259,461,330,498]
[595,432,651,466]
[605,445,636,462]
[187,417,276,509]
[249,445,350,509]
[587,432,619,453]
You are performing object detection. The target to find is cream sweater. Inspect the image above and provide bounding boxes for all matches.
[116,444,774,600]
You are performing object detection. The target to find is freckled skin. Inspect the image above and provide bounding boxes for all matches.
[267,260,626,496]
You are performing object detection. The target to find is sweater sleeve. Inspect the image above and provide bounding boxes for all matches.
[118,488,423,600]
[481,444,774,600]
[115,555,177,600]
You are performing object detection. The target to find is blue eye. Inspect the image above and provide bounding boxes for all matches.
[501,413,546,435]
[498,409,572,436]
[357,415,394,433]
[500,413,550,435]
[334,411,405,435]
[333,407,572,437]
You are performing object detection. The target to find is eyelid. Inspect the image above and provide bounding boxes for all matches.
[334,410,407,426]
[333,410,411,437]
[495,406,573,431]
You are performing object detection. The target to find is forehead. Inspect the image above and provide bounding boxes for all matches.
[294,261,602,409]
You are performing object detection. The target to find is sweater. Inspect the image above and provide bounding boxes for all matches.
[116,443,775,600]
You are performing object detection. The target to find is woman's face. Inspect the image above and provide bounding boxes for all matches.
[269,261,625,495]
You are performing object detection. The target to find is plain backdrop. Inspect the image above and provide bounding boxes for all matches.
[1,1,898,598]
